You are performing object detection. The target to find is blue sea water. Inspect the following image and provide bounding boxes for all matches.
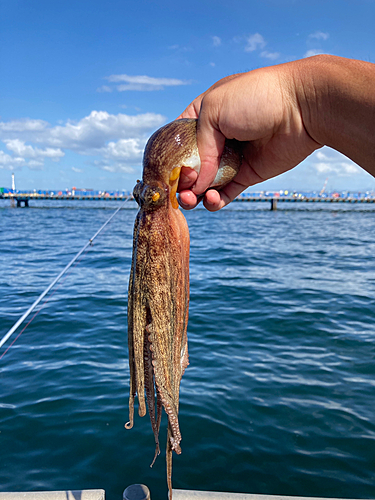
[0,200,375,500]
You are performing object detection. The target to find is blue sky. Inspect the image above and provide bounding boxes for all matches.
[1,0,375,193]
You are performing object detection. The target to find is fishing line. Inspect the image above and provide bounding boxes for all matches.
[0,244,92,360]
[0,198,131,356]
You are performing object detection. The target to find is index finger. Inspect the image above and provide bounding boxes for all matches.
[192,104,226,195]
[177,97,202,120]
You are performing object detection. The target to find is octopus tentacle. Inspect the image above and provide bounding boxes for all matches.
[125,214,138,430]
[166,422,173,498]
[129,211,149,419]
[144,319,161,465]
[156,388,162,441]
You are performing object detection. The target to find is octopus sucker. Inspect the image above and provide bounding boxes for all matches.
[126,118,242,499]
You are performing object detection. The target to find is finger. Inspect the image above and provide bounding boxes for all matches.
[178,189,199,210]
[202,160,266,210]
[202,189,224,211]
[177,99,201,120]
[202,184,240,211]
[192,107,226,194]
[177,108,198,120]
[178,166,198,191]
[226,159,265,191]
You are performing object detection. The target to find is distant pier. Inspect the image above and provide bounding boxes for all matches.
[1,189,375,210]
[0,190,133,205]
[234,193,375,210]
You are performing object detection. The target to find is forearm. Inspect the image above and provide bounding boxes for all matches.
[294,55,375,176]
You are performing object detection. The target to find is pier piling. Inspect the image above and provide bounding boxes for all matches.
[123,485,150,500]
[16,198,29,207]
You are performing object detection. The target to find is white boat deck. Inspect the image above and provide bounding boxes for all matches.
[0,488,372,500]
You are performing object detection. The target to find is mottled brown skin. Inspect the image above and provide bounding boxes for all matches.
[126,119,242,499]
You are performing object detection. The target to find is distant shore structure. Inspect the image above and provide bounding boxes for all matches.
[10,173,16,207]
[1,188,375,210]
[1,174,375,209]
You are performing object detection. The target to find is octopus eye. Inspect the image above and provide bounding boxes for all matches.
[139,184,166,209]
[132,180,143,205]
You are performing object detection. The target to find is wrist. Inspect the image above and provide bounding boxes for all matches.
[293,55,375,174]
[291,55,331,147]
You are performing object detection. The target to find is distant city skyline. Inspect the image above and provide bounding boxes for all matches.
[1,0,375,194]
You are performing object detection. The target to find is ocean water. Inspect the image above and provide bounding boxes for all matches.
[0,200,375,500]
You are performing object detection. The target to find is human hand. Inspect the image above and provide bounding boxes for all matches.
[177,60,322,211]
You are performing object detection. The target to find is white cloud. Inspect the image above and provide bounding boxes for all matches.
[309,31,329,41]
[4,139,64,159]
[242,34,279,60]
[315,162,359,175]
[311,148,361,176]
[168,45,191,52]
[212,36,221,47]
[28,159,44,171]
[0,118,48,133]
[260,50,280,60]
[0,150,26,169]
[102,164,134,173]
[315,162,331,173]
[304,49,327,58]
[103,74,191,92]
[245,33,266,52]
[304,31,329,58]
[72,167,83,173]
[0,111,166,173]
[315,151,328,161]
[102,165,117,173]
[99,138,144,162]
[45,111,164,151]
[96,85,112,93]
[340,162,360,174]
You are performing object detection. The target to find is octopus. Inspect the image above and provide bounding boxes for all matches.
[126,118,242,498]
